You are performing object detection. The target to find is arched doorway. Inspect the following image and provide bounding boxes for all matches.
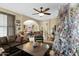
[23,20,39,33]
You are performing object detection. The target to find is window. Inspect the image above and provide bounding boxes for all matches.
[0,13,15,37]
[0,14,7,37]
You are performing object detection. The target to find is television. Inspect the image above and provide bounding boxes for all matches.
[34,35,43,43]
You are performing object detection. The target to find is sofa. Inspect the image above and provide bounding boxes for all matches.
[0,36,28,50]
[0,37,10,50]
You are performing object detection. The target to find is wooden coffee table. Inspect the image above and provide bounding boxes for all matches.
[16,42,50,56]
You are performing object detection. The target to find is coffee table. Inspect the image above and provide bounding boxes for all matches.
[16,42,50,56]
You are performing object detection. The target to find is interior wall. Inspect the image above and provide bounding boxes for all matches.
[49,17,59,34]
[39,17,59,40]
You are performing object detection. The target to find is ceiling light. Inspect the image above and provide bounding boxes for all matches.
[38,13,44,17]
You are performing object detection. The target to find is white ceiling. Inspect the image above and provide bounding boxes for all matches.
[0,3,64,21]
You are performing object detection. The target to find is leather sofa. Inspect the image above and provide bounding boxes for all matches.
[0,37,10,50]
[0,36,28,50]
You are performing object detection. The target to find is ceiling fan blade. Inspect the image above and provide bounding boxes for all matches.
[32,13,39,15]
[42,8,50,12]
[44,13,51,15]
[33,8,40,13]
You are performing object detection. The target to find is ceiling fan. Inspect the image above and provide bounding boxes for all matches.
[32,7,51,17]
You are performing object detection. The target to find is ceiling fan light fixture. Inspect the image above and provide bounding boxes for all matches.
[38,13,44,17]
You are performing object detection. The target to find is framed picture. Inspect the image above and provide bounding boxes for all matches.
[16,20,20,23]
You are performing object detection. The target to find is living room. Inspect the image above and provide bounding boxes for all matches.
[0,3,79,56]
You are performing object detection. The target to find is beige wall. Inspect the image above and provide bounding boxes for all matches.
[39,17,59,40]
[39,17,59,34]
[49,17,59,34]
